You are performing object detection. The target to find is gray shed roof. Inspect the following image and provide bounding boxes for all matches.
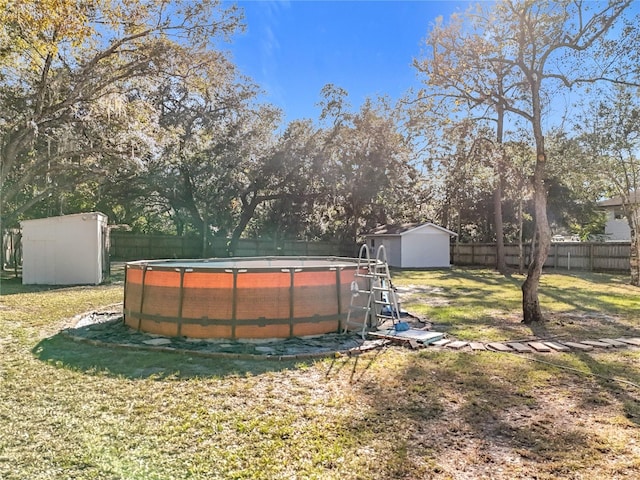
[365,222,457,237]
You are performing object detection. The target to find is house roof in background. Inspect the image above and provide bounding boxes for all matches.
[598,191,640,207]
[366,222,457,236]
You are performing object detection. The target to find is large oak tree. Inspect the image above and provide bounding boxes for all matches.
[415,0,635,323]
[0,0,242,231]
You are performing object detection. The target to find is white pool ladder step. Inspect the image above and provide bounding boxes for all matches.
[343,244,401,338]
[371,245,402,328]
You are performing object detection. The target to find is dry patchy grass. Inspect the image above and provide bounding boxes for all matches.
[394,268,640,342]
[1,268,640,479]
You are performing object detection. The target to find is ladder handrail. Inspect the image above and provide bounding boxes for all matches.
[373,245,401,326]
[343,244,375,338]
[343,244,402,338]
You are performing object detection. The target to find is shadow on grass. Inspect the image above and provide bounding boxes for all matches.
[324,346,388,384]
[397,267,640,342]
[542,283,640,316]
[32,333,306,380]
[0,262,125,296]
[527,320,553,339]
[0,276,82,295]
[573,352,640,425]
[343,351,586,476]
[320,349,583,478]
[353,349,640,477]
[399,268,522,310]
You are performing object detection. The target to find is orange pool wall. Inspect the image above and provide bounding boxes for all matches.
[123,257,367,339]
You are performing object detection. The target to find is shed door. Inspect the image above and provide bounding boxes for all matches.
[28,240,57,284]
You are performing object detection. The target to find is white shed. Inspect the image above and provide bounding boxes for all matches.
[364,223,457,269]
[21,212,109,285]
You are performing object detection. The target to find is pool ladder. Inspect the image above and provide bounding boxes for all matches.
[343,244,402,339]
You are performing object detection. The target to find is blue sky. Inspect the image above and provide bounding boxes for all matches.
[224,1,467,124]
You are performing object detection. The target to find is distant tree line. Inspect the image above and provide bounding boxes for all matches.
[1,0,639,320]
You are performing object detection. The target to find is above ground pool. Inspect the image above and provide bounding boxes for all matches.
[123,257,369,339]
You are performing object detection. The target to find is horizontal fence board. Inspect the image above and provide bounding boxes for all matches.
[109,233,349,260]
[5,230,632,274]
[451,242,630,273]
[110,233,202,260]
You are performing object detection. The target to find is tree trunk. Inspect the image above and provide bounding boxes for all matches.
[176,165,207,248]
[494,101,507,274]
[228,193,260,256]
[521,151,551,324]
[629,207,640,286]
[517,198,524,275]
[493,173,506,273]
[521,74,552,324]
[200,217,207,258]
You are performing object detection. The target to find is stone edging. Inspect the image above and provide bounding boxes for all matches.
[60,309,640,360]
[60,330,389,361]
[390,335,640,353]
[60,310,388,361]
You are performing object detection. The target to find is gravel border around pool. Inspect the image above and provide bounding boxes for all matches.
[62,309,388,360]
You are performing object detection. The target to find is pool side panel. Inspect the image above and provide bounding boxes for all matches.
[123,258,363,339]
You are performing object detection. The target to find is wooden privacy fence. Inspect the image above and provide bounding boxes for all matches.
[110,233,201,260]
[5,230,632,273]
[451,242,631,273]
[1,229,21,270]
[109,232,354,260]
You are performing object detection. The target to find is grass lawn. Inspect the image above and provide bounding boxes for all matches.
[1,266,640,479]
